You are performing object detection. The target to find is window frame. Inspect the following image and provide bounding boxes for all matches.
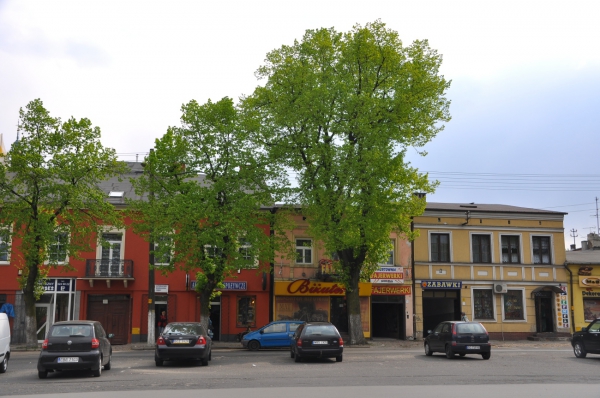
[471,233,492,263]
[471,287,496,321]
[429,232,451,263]
[383,239,395,265]
[238,237,258,268]
[531,235,552,265]
[502,289,526,322]
[500,234,522,264]
[295,238,313,265]
[47,230,70,265]
[152,235,173,267]
[0,226,12,264]
[236,295,256,328]
[95,228,126,261]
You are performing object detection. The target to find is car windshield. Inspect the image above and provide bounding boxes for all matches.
[456,323,486,334]
[304,325,337,336]
[51,325,92,337]
[164,324,204,335]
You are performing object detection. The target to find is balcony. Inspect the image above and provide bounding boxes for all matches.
[81,259,134,288]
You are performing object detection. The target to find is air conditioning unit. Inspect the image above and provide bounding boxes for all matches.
[494,283,508,294]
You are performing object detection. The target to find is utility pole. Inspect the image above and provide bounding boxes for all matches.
[146,149,156,346]
[570,229,578,249]
[595,197,599,235]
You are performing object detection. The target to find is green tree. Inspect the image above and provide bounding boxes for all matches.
[0,99,127,347]
[128,97,287,334]
[246,20,451,344]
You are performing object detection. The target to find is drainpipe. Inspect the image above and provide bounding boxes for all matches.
[269,206,276,322]
[563,261,574,335]
[411,219,417,340]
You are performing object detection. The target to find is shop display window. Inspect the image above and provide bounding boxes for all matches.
[503,290,525,320]
[237,296,256,328]
[473,289,494,320]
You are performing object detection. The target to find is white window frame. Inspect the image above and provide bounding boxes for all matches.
[428,231,452,263]
[501,288,527,322]
[204,245,223,259]
[530,234,553,265]
[238,238,258,268]
[46,229,70,265]
[471,287,497,322]
[469,232,494,263]
[0,226,12,265]
[152,235,173,267]
[295,238,313,264]
[95,228,126,261]
[383,239,395,265]
[499,233,523,264]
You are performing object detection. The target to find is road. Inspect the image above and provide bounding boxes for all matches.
[1,346,599,396]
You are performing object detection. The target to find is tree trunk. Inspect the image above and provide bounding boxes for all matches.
[345,262,367,345]
[199,290,212,335]
[23,289,38,348]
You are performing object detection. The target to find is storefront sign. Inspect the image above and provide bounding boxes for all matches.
[222,281,247,291]
[43,279,74,292]
[556,285,569,328]
[579,276,600,288]
[371,285,411,295]
[274,280,371,296]
[582,291,600,297]
[155,284,169,293]
[370,267,404,283]
[421,280,462,289]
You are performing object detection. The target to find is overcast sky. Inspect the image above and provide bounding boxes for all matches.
[1,0,599,249]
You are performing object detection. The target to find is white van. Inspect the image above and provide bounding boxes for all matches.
[0,313,10,373]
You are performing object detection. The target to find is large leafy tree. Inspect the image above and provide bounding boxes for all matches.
[0,99,127,347]
[246,20,451,344]
[128,97,287,334]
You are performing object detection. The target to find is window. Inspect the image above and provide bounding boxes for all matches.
[430,233,450,262]
[237,296,256,328]
[152,236,172,266]
[296,239,312,264]
[238,238,258,268]
[501,235,520,264]
[0,228,10,263]
[503,290,525,320]
[263,323,286,333]
[472,234,491,263]
[49,232,68,263]
[532,236,551,264]
[205,245,223,259]
[473,289,494,320]
[583,299,600,322]
[385,239,394,265]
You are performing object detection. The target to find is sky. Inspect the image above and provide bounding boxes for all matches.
[1,0,599,249]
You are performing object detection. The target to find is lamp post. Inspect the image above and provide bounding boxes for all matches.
[146,149,156,346]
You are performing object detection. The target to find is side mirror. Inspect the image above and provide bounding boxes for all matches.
[581,327,588,332]
[259,330,264,334]
[427,330,432,334]
[108,333,115,338]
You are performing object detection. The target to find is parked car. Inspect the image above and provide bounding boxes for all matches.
[290,322,343,362]
[242,320,304,350]
[37,320,113,379]
[155,322,212,366]
[572,318,600,358]
[0,313,10,374]
[424,321,491,360]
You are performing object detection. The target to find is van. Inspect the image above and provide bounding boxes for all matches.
[0,313,10,373]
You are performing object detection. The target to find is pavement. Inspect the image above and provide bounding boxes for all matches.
[11,337,573,352]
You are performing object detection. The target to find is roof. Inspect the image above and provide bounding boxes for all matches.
[424,202,566,215]
[566,249,600,265]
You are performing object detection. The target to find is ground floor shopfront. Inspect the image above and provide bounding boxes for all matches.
[566,265,600,332]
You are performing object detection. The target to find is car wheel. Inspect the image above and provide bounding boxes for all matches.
[336,355,342,362]
[574,342,587,358]
[248,340,260,351]
[38,370,48,379]
[201,356,209,366]
[104,353,112,370]
[155,358,164,367]
[481,352,491,360]
[294,353,302,363]
[445,345,454,359]
[290,349,295,358]
[92,356,102,377]
[424,342,433,356]
[0,355,7,373]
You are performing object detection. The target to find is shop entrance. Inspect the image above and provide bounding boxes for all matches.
[371,295,405,339]
[330,297,348,333]
[535,292,554,332]
[422,290,461,337]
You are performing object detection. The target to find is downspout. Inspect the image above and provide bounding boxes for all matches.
[411,219,417,340]
[563,261,574,335]
[269,207,276,323]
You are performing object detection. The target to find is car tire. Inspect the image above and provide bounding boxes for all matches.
[294,353,302,363]
[92,356,102,377]
[424,343,433,356]
[248,340,260,351]
[104,353,112,370]
[201,357,209,366]
[574,342,587,358]
[336,355,342,362]
[0,355,7,373]
[290,350,295,358]
[155,358,164,366]
[445,345,454,359]
[38,370,48,379]
[481,352,491,360]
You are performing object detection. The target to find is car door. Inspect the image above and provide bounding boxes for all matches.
[428,323,445,351]
[582,320,600,353]
[287,322,303,345]
[260,322,289,347]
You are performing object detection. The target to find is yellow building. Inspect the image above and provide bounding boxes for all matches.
[412,202,569,340]
[565,233,600,332]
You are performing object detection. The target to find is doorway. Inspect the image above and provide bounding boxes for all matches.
[371,296,405,339]
[36,303,52,342]
[99,232,123,277]
[330,297,348,333]
[422,290,461,337]
[535,292,554,332]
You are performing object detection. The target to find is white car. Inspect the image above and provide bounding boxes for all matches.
[0,313,10,373]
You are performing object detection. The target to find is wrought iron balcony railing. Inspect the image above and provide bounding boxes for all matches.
[85,259,134,278]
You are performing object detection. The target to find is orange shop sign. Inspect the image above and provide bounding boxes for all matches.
[274,280,372,297]
[371,285,411,295]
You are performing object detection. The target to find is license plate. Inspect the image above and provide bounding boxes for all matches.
[466,346,480,350]
[173,340,189,344]
[312,341,328,345]
[57,357,79,363]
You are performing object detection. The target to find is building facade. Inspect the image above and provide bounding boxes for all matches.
[412,202,569,340]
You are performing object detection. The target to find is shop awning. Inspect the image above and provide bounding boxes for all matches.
[530,286,563,298]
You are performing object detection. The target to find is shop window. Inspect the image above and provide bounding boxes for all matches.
[236,296,256,328]
[501,235,520,264]
[583,299,600,322]
[503,290,525,320]
[532,236,551,264]
[473,289,494,320]
[472,234,491,263]
[430,233,450,262]
[296,239,312,264]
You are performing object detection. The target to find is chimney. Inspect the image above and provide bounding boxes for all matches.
[570,244,576,251]
[413,192,426,199]
[582,241,589,250]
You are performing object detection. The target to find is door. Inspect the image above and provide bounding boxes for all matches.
[330,297,348,333]
[88,295,130,344]
[259,322,289,347]
[535,293,554,333]
[422,290,461,337]
[36,304,52,342]
[583,320,600,352]
[99,233,123,277]
[209,302,220,341]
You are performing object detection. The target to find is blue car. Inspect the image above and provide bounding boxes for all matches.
[242,321,304,350]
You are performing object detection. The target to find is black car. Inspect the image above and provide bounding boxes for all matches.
[571,318,600,358]
[424,321,491,360]
[37,321,113,379]
[290,322,343,363]
[155,322,212,366]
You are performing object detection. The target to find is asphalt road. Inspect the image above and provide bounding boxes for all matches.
[2,345,599,396]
